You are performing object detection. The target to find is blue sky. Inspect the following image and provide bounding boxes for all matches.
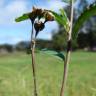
[0,0,94,44]
[0,0,66,44]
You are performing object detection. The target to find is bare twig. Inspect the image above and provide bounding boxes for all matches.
[60,0,74,96]
[31,22,38,96]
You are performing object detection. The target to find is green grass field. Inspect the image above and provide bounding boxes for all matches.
[0,51,96,96]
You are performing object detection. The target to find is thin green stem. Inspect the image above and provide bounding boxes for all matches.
[60,0,74,96]
[31,22,38,96]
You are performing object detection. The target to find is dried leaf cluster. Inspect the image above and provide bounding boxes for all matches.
[29,7,54,37]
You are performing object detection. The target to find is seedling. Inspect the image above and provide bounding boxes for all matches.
[15,0,96,96]
[50,1,96,96]
[15,7,54,96]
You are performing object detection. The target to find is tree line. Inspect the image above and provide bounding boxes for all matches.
[0,0,96,53]
[52,0,96,51]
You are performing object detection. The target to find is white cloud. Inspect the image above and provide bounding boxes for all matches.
[37,0,66,12]
[0,0,65,25]
[0,0,4,7]
[0,0,28,25]
[48,1,67,11]
[0,0,64,44]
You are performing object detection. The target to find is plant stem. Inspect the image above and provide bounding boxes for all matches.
[60,0,74,96]
[31,22,38,96]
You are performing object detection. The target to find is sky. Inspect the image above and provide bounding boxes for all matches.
[0,0,95,44]
[0,0,66,44]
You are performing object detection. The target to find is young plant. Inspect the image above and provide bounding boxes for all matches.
[15,0,96,96]
[50,0,96,96]
[15,7,54,96]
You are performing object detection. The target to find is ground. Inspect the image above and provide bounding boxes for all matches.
[0,51,96,96]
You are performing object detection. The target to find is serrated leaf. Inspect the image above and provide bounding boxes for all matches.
[72,3,96,39]
[50,10,70,32]
[15,13,30,22]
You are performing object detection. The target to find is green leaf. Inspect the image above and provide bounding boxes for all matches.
[60,9,70,31]
[62,0,70,3]
[62,0,76,3]
[55,52,65,61]
[15,13,30,22]
[72,3,96,39]
[50,10,70,32]
[48,0,70,3]
[41,50,65,61]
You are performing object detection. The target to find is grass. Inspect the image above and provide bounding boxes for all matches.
[0,51,96,96]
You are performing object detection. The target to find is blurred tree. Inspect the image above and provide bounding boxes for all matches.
[0,44,13,53]
[16,41,29,51]
[77,0,96,50]
[77,0,88,14]
[52,5,78,51]
[87,28,96,49]
[77,32,88,48]
[52,0,96,51]
[52,26,67,51]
